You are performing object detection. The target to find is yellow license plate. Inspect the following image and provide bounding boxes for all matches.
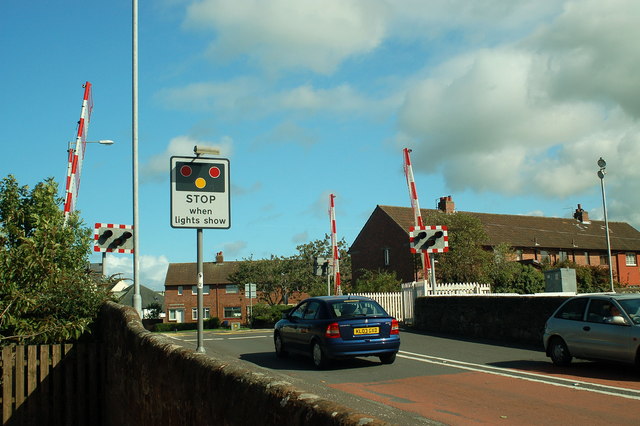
[354,327,379,335]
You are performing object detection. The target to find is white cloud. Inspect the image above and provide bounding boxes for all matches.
[184,0,388,74]
[141,135,234,183]
[393,1,640,228]
[105,254,170,291]
[158,79,398,120]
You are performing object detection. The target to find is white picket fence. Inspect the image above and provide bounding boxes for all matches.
[350,292,404,321]
[352,282,491,324]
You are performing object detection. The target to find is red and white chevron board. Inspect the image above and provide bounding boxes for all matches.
[94,223,134,253]
[409,225,449,253]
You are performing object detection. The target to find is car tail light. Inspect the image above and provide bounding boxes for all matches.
[390,319,399,335]
[325,322,341,338]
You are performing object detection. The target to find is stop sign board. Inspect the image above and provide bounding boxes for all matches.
[170,156,230,229]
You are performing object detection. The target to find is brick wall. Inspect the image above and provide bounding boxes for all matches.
[350,209,416,283]
[413,295,569,346]
[98,302,389,425]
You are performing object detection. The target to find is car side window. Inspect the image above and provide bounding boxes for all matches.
[587,299,624,324]
[303,301,321,320]
[290,302,307,320]
[554,298,587,321]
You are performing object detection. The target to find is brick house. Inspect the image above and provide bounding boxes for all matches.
[163,252,307,324]
[349,197,640,286]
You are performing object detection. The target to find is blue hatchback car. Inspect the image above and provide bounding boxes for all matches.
[274,296,400,369]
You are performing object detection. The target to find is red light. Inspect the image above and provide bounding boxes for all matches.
[209,167,221,178]
[325,323,340,338]
[391,319,399,335]
[180,165,192,177]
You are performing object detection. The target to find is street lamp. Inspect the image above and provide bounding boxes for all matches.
[67,140,115,150]
[597,157,615,292]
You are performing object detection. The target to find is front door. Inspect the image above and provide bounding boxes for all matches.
[176,308,185,323]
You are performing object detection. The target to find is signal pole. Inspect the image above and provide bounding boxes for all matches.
[329,194,341,295]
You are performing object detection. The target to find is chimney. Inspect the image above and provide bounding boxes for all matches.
[215,251,224,263]
[437,195,455,214]
[573,204,590,224]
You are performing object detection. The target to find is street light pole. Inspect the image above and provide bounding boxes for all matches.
[132,0,142,316]
[597,157,615,292]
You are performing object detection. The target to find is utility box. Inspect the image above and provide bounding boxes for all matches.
[544,268,577,293]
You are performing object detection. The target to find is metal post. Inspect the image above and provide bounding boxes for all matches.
[101,252,107,277]
[430,253,436,294]
[598,167,615,292]
[132,0,142,317]
[196,228,205,353]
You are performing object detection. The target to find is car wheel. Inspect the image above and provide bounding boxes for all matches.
[549,337,572,366]
[274,332,287,358]
[311,341,328,369]
[379,352,396,364]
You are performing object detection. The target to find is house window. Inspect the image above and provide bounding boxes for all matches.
[383,248,390,266]
[559,251,568,262]
[600,255,609,265]
[539,250,550,262]
[168,309,185,323]
[515,250,523,261]
[190,285,210,295]
[226,285,239,294]
[177,286,183,296]
[626,253,637,266]
[584,252,590,265]
[223,307,242,318]
[191,307,211,320]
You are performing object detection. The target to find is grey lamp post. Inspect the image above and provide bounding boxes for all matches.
[597,157,615,292]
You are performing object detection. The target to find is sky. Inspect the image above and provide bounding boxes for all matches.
[2,0,639,291]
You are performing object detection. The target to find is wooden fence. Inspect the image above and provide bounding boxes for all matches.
[0,343,102,426]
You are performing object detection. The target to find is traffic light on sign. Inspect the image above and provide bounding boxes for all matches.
[175,161,225,193]
[94,223,134,253]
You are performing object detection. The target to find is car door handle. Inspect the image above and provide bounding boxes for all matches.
[583,326,591,331]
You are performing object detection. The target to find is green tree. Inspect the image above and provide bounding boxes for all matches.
[144,302,163,319]
[229,235,352,303]
[419,211,493,283]
[351,269,401,293]
[0,175,110,345]
[294,234,351,296]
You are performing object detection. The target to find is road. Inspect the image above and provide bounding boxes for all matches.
[165,328,640,425]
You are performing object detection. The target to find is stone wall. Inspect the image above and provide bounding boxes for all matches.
[98,302,390,426]
[413,295,570,347]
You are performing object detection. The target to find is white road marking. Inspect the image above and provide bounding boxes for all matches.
[228,335,268,340]
[398,350,640,400]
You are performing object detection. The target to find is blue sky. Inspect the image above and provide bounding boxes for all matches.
[2,1,639,291]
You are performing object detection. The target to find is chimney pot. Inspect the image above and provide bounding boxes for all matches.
[215,251,224,263]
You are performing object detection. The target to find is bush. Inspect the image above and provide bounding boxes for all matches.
[250,303,291,328]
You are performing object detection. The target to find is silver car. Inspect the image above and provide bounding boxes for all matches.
[543,294,640,366]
